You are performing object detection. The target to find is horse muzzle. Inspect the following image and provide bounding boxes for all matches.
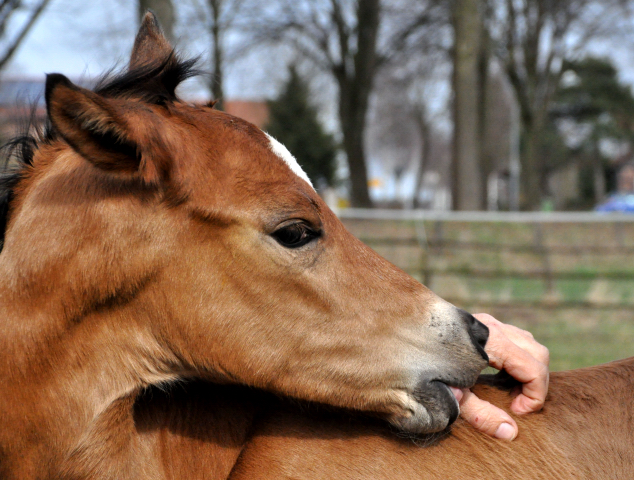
[385,306,490,434]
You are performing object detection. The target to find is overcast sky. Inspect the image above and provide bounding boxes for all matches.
[2,0,293,102]
[6,1,634,94]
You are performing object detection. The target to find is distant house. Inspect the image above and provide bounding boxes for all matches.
[0,79,47,140]
[0,78,270,140]
[224,100,269,129]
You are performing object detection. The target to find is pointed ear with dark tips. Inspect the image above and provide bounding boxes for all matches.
[129,10,174,70]
[45,73,164,183]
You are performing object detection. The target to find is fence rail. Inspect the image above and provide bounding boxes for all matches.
[338,210,634,309]
[360,237,634,255]
[337,208,634,223]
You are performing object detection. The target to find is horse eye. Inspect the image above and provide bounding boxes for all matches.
[272,223,320,248]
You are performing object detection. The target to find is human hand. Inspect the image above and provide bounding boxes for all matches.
[456,314,550,441]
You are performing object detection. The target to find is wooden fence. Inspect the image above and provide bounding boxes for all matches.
[338,210,634,309]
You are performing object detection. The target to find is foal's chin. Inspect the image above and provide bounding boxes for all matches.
[387,381,461,434]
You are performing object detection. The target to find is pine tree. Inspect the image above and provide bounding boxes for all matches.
[266,66,337,188]
[551,57,634,203]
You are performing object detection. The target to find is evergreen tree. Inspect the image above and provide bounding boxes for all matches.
[550,57,634,203]
[266,66,337,188]
[554,57,634,137]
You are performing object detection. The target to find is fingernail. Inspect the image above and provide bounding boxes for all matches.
[494,423,516,441]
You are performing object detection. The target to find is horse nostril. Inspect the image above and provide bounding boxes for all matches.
[471,319,489,350]
[461,310,489,361]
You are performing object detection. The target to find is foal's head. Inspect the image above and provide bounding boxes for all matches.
[0,13,488,434]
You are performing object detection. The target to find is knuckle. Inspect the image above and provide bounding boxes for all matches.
[538,345,550,365]
[486,321,502,337]
[528,396,545,410]
[521,329,534,340]
[528,360,548,379]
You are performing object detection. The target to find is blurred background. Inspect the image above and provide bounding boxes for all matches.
[1,0,634,370]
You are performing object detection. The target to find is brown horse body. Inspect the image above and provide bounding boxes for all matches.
[0,14,490,480]
[1,356,628,479]
[105,356,633,479]
[0,14,631,480]
[227,357,634,479]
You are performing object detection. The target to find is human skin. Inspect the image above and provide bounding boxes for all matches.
[459,314,550,441]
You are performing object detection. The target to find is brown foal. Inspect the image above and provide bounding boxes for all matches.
[0,13,489,480]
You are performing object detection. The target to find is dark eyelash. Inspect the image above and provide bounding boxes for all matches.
[271,223,321,248]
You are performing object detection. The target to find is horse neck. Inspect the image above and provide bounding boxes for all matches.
[0,273,177,479]
[546,358,634,477]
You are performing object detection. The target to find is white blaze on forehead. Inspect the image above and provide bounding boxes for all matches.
[265,133,314,189]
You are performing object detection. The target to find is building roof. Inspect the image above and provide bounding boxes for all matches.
[223,100,269,129]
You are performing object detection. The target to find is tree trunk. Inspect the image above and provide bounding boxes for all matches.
[477,22,490,211]
[413,112,431,209]
[593,159,605,203]
[338,84,373,208]
[138,0,175,42]
[451,0,483,211]
[333,0,379,208]
[209,0,224,110]
[521,120,543,210]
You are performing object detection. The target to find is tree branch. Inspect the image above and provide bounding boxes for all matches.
[0,0,50,72]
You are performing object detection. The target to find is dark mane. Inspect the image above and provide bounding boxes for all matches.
[0,103,49,252]
[0,52,201,252]
[95,52,200,105]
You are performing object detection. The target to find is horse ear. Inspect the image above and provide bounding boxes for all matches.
[45,73,163,183]
[129,11,173,70]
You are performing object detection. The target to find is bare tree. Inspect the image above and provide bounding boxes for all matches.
[411,100,435,209]
[246,0,448,207]
[367,72,419,206]
[487,0,634,210]
[178,0,246,110]
[251,0,380,207]
[0,0,52,72]
[367,41,450,209]
[451,0,484,210]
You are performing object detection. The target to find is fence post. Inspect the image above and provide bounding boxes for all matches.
[426,220,444,287]
[615,221,624,248]
[533,222,554,298]
[419,220,430,286]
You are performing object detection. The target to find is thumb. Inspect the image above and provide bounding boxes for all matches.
[459,388,518,441]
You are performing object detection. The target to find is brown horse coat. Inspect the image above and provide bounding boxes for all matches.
[0,13,491,480]
[129,357,634,479]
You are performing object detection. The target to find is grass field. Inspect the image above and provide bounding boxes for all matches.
[341,217,634,372]
[459,304,634,371]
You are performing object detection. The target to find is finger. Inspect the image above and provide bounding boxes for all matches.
[495,322,534,340]
[473,313,530,339]
[474,317,549,414]
[474,314,550,366]
[493,345,548,414]
[459,388,518,441]
[496,324,550,367]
